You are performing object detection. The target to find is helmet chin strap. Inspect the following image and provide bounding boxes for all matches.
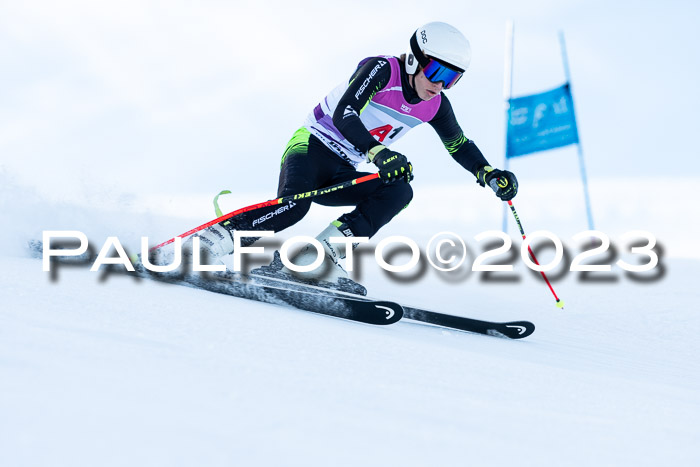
[401,57,422,104]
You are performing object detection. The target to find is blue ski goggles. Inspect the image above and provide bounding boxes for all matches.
[423,58,463,89]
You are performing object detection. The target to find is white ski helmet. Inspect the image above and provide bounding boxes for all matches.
[405,21,471,75]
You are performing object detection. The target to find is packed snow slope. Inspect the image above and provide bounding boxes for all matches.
[2,255,699,466]
[1,179,699,466]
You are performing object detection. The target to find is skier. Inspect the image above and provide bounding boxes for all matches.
[192,21,518,293]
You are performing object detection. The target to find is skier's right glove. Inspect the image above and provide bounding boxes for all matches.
[367,145,414,184]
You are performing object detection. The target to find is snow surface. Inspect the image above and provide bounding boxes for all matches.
[2,178,700,466]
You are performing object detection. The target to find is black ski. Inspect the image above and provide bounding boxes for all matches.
[249,273,535,339]
[30,240,402,326]
[31,239,532,336]
[176,270,403,325]
[401,307,534,339]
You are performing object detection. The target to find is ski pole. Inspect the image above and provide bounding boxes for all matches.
[150,173,380,252]
[506,200,565,309]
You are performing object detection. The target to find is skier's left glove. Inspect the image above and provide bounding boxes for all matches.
[476,166,518,201]
[368,145,414,184]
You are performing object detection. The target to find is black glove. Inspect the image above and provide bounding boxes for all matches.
[476,166,518,201]
[367,145,414,183]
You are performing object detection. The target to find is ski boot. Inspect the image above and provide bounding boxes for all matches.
[251,222,367,296]
[185,223,235,261]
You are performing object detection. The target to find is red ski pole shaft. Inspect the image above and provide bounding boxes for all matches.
[506,200,565,309]
[150,173,380,252]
